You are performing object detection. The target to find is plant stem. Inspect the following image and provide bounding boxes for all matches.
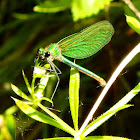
[79,43,140,134]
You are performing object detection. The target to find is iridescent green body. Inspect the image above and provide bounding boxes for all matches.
[37,20,114,87]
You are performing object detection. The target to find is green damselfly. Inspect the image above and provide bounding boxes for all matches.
[37,20,114,99]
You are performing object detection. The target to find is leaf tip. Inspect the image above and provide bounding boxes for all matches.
[11,96,17,102]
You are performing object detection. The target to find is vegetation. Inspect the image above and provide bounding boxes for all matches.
[0,0,140,139]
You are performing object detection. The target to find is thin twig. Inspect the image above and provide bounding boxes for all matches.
[122,0,140,20]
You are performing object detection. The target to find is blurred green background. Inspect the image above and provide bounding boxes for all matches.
[0,0,140,139]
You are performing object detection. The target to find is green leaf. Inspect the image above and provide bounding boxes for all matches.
[33,0,71,13]
[82,82,140,136]
[4,106,18,115]
[124,0,140,34]
[37,102,76,136]
[22,70,32,94]
[71,0,112,21]
[11,84,31,101]
[4,106,17,139]
[69,67,80,131]
[82,105,131,136]
[84,136,131,140]
[5,114,16,139]
[12,97,74,135]
[126,15,140,34]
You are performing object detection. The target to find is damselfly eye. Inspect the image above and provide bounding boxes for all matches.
[45,52,50,57]
[37,48,42,54]
[37,49,40,54]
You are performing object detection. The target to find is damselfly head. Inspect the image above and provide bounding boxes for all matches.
[37,48,43,55]
[37,48,46,60]
[44,52,50,58]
